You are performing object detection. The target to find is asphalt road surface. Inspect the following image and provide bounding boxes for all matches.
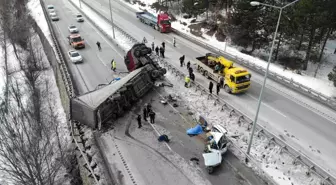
[45,0,127,94]
[99,88,268,185]
[81,0,336,176]
[46,0,269,184]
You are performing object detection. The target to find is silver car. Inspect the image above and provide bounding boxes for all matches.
[68,50,83,64]
[51,14,59,21]
[68,25,79,33]
[76,14,84,22]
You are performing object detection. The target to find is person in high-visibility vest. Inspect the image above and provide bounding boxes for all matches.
[185,75,190,88]
[111,59,116,72]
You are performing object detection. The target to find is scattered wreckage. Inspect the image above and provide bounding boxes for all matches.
[187,116,230,174]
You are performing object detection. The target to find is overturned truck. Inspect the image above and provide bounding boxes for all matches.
[71,43,166,128]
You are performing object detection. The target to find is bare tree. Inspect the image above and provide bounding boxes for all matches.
[0,30,70,185]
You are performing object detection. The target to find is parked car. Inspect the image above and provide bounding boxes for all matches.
[47,5,55,11]
[68,50,83,64]
[76,14,84,22]
[68,25,79,33]
[50,14,59,21]
[49,9,56,16]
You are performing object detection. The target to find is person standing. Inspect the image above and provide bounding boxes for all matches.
[143,37,147,43]
[111,59,116,72]
[146,103,152,114]
[148,111,156,124]
[219,76,224,88]
[143,106,148,121]
[137,115,142,128]
[209,81,213,94]
[190,72,195,81]
[334,48,336,54]
[96,41,101,51]
[173,37,176,47]
[188,66,193,75]
[155,46,159,56]
[179,55,185,67]
[216,83,220,95]
[185,75,190,88]
[187,61,191,69]
[151,42,155,51]
[162,41,165,49]
[160,47,165,58]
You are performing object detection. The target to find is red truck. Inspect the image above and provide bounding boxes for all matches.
[135,11,171,33]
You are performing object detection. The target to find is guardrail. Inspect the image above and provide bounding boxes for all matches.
[39,0,100,184]
[171,28,336,111]
[75,1,336,184]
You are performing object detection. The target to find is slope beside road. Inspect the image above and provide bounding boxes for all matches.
[83,0,336,177]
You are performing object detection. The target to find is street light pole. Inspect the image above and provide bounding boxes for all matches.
[108,0,116,39]
[79,0,82,8]
[246,0,299,155]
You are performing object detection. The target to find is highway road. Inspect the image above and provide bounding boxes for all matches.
[45,0,126,94]
[44,0,268,184]
[81,0,336,177]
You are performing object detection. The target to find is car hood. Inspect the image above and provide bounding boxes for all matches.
[71,56,82,61]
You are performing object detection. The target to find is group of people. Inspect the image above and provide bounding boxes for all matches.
[152,41,166,58]
[137,103,156,128]
[182,55,195,88]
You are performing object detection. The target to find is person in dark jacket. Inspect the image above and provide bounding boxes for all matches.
[219,76,224,88]
[188,67,193,75]
[209,81,214,94]
[179,55,185,67]
[216,83,220,95]
[143,106,148,121]
[137,115,142,128]
[146,103,152,114]
[148,111,156,124]
[96,41,101,50]
[155,46,159,56]
[160,47,165,58]
[162,41,165,49]
[190,72,195,81]
[187,61,191,69]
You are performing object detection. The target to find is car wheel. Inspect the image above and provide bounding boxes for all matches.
[207,167,214,174]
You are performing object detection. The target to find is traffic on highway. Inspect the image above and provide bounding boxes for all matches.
[43,0,336,184]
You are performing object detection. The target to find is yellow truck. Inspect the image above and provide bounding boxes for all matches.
[195,53,251,94]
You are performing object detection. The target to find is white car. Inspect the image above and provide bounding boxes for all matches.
[76,14,84,22]
[49,10,56,16]
[68,25,79,33]
[68,50,83,63]
[50,14,59,21]
[47,5,55,11]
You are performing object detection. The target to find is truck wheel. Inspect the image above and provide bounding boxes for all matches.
[154,25,158,30]
[160,68,167,74]
[207,167,214,174]
[134,50,141,57]
[151,70,159,79]
[203,71,208,77]
[224,85,231,93]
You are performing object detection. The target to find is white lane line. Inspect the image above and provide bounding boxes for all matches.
[96,53,108,67]
[246,93,287,118]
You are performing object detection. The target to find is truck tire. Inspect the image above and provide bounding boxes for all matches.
[204,71,208,77]
[134,50,141,57]
[224,85,231,94]
[151,70,159,79]
[160,68,167,74]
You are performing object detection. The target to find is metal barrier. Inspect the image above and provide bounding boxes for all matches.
[171,28,336,111]
[75,1,336,184]
[39,0,99,184]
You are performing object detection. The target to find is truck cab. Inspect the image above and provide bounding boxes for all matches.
[157,13,171,33]
[196,53,251,94]
[68,34,85,49]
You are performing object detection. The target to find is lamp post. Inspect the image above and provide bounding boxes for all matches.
[108,0,116,39]
[246,0,300,155]
[79,0,82,8]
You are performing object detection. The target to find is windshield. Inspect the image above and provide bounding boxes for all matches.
[161,20,171,25]
[235,74,251,84]
[71,52,80,57]
[70,26,76,29]
[77,15,82,18]
[48,6,54,9]
[72,37,82,42]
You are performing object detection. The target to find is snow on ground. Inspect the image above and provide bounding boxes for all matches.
[162,71,322,185]
[122,0,336,98]
[27,0,54,46]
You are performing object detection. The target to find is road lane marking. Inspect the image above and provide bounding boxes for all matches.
[95,53,107,67]
[246,93,287,118]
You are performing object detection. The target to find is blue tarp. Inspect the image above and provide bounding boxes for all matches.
[186,124,203,135]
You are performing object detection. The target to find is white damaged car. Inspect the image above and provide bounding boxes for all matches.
[68,50,83,64]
